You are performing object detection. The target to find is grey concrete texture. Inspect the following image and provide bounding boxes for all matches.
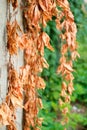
[0,0,23,130]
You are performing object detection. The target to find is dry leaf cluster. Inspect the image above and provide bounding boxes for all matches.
[0,0,79,130]
[56,0,80,124]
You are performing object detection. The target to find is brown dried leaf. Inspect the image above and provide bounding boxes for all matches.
[59,99,64,106]
[10,95,23,108]
[18,34,29,49]
[71,51,80,60]
[38,0,48,12]
[62,82,67,90]
[63,63,74,72]
[41,57,49,68]
[36,118,43,126]
[42,32,54,51]
[59,56,66,63]
[7,21,18,55]
[62,107,68,115]
[68,82,74,95]
[12,86,23,100]
[60,89,67,97]
[56,64,63,74]
[61,44,68,55]
[37,98,43,109]
[11,0,18,9]
[36,76,46,89]
[0,103,15,126]
[65,95,70,103]
[32,5,40,26]
[37,32,54,56]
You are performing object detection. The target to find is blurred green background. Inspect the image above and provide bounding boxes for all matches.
[38,0,87,130]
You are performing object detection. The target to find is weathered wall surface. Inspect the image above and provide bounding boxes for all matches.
[0,1,23,130]
[84,0,87,3]
[0,1,7,129]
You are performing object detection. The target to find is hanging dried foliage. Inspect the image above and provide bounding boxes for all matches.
[0,0,79,130]
[8,0,18,9]
[0,64,23,130]
[22,0,58,129]
[7,21,29,55]
[56,0,80,125]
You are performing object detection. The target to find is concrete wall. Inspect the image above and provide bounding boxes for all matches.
[84,0,87,3]
[0,1,7,129]
[0,0,23,130]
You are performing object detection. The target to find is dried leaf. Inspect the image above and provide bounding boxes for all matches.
[18,34,29,49]
[62,82,67,90]
[36,76,46,89]
[62,107,68,114]
[0,103,15,126]
[37,32,54,56]
[63,63,74,72]
[11,0,18,9]
[42,32,54,51]
[10,95,23,108]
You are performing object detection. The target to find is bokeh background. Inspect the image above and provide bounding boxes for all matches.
[38,0,87,130]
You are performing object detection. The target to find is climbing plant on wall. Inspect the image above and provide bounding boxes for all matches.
[0,0,79,130]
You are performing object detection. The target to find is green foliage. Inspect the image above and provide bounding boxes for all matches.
[70,0,87,106]
[39,0,87,130]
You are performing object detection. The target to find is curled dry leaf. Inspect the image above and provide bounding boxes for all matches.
[37,32,54,56]
[56,64,63,74]
[37,98,43,109]
[18,34,29,49]
[36,117,43,126]
[59,56,66,64]
[35,128,40,130]
[11,0,18,9]
[36,76,46,89]
[41,57,49,69]
[8,67,19,86]
[57,0,69,9]
[61,44,68,55]
[59,99,64,106]
[65,73,74,81]
[8,0,18,9]
[68,82,74,95]
[0,103,15,127]
[20,65,30,85]
[32,5,40,27]
[38,0,56,26]
[7,21,28,55]
[42,32,54,51]
[24,3,40,30]
[71,51,80,60]
[10,95,23,108]
[7,21,18,55]
[61,117,69,125]
[38,0,48,12]
[63,63,74,72]
[60,89,67,97]
[62,107,68,115]
[65,95,70,103]
[62,82,67,90]
[12,86,23,100]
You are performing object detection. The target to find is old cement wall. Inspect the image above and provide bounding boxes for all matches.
[0,0,23,130]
